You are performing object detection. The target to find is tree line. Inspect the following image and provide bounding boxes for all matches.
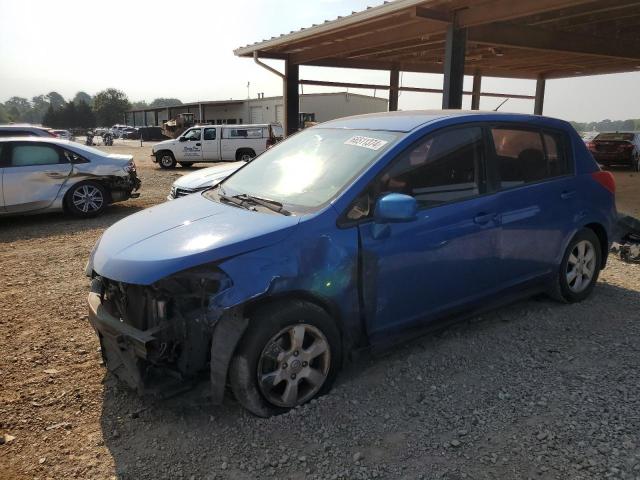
[0,90,183,129]
[570,119,640,133]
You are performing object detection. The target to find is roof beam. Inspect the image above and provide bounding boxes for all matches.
[468,22,640,60]
[456,0,597,27]
[289,20,447,64]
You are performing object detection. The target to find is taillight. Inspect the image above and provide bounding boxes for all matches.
[586,141,596,151]
[266,137,274,148]
[591,170,615,194]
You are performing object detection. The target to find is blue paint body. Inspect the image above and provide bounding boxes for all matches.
[89,111,617,349]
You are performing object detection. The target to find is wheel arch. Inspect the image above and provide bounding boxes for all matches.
[583,222,609,268]
[62,178,112,211]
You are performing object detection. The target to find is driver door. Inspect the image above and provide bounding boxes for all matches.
[178,128,203,162]
[357,126,502,341]
[2,142,72,213]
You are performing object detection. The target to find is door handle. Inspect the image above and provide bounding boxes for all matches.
[474,212,496,225]
[44,171,64,178]
[560,190,576,200]
[195,143,201,146]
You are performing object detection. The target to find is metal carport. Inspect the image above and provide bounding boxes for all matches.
[234,0,640,135]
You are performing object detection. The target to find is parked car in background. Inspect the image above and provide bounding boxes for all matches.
[110,125,133,138]
[587,132,640,170]
[0,124,56,138]
[167,161,246,200]
[152,123,283,168]
[86,111,616,417]
[52,129,73,141]
[0,137,140,217]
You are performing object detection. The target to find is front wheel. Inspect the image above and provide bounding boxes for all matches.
[157,151,176,169]
[229,300,341,417]
[551,228,602,303]
[65,181,108,218]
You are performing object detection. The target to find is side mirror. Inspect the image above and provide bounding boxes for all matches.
[374,193,418,223]
[179,137,187,142]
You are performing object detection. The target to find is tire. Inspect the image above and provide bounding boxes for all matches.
[157,151,176,169]
[179,162,194,168]
[229,300,342,417]
[236,149,256,162]
[633,153,640,172]
[550,228,602,303]
[65,181,108,218]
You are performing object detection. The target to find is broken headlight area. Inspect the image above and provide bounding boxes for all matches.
[91,265,232,393]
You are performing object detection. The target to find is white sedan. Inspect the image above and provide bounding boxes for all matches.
[168,161,246,200]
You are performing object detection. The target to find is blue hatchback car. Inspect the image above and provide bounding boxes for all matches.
[87,111,617,416]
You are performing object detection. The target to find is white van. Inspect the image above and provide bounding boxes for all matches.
[151,123,284,168]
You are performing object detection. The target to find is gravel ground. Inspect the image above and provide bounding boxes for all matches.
[1,138,640,479]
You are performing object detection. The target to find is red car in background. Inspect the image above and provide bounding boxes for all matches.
[587,132,640,171]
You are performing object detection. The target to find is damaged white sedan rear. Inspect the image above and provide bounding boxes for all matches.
[0,137,141,217]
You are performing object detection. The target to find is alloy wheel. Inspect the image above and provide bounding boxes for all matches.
[257,324,331,408]
[566,240,596,293]
[72,185,104,213]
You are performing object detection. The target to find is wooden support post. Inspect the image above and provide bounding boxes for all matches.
[442,21,467,109]
[132,112,136,127]
[154,111,159,126]
[534,75,546,115]
[199,103,204,123]
[389,68,399,111]
[284,59,300,136]
[471,72,482,110]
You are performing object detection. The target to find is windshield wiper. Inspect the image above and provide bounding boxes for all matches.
[218,190,255,211]
[235,194,291,216]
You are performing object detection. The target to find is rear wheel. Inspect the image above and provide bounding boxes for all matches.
[236,149,256,162]
[179,162,194,168]
[551,228,602,303]
[229,300,341,417]
[65,181,108,218]
[157,151,176,169]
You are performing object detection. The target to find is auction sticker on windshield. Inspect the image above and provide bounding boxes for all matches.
[344,136,389,151]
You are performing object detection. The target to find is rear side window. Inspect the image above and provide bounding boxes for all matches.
[378,126,484,208]
[203,128,216,140]
[0,130,32,137]
[10,144,61,166]
[490,127,568,189]
[223,128,263,139]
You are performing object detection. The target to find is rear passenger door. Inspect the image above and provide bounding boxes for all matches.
[2,142,72,213]
[486,125,575,287]
[201,127,220,161]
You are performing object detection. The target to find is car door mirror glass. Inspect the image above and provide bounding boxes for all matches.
[374,193,417,223]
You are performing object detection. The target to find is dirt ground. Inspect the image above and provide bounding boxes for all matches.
[1,139,640,479]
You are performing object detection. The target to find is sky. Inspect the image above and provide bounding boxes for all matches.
[0,0,639,122]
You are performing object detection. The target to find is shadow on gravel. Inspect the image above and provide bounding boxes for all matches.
[0,204,145,243]
[97,280,640,479]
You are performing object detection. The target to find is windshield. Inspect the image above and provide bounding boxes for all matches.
[211,128,400,210]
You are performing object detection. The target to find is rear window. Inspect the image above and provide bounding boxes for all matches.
[491,127,569,188]
[595,133,634,141]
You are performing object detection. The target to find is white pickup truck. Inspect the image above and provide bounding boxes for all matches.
[151,123,283,168]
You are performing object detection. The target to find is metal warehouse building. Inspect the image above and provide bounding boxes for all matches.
[125,92,388,127]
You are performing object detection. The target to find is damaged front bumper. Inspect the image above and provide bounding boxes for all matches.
[87,268,247,401]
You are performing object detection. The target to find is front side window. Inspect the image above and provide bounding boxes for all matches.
[491,127,568,188]
[203,128,216,140]
[10,144,61,166]
[213,128,400,210]
[182,128,201,141]
[377,126,484,209]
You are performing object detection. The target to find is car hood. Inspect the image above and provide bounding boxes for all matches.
[92,192,300,284]
[153,139,176,150]
[174,162,245,189]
